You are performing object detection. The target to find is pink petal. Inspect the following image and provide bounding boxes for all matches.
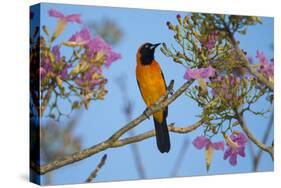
[48,9,65,18]
[201,66,215,78]
[183,69,192,80]
[79,27,92,40]
[237,146,246,157]
[256,51,267,64]
[66,14,82,23]
[223,147,232,160]
[69,27,92,43]
[105,51,122,68]
[212,141,225,150]
[229,153,238,166]
[184,69,199,80]
[235,132,248,146]
[184,66,215,81]
[51,45,61,62]
[192,136,209,150]
[86,36,111,58]
[39,67,46,79]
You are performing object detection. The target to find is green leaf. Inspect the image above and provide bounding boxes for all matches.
[238,28,247,35]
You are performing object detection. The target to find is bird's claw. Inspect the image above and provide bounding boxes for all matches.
[167,80,175,95]
[168,88,174,95]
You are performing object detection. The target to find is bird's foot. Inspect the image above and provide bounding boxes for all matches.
[142,108,150,119]
[167,80,175,95]
[168,88,174,95]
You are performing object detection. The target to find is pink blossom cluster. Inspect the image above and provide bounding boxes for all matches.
[193,131,247,166]
[40,9,121,92]
[256,51,274,80]
[69,27,121,89]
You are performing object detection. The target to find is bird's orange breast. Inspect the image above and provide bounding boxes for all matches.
[136,60,166,107]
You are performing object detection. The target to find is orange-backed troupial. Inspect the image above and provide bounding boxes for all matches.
[136,42,170,153]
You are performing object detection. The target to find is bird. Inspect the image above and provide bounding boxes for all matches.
[136,42,170,153]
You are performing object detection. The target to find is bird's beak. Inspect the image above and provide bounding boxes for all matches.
[151,43,161,50]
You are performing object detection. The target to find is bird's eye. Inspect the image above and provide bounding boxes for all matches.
[144,44,149,48]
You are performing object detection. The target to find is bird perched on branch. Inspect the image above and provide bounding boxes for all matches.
[136,42,170,153]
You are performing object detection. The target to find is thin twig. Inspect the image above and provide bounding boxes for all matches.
[235,110,273,159]
[34,80,194,175]
[128,131,146,178]
[85,154,107,183]
[248,141,256,168]
[170,138,190,176]
[249,113,273,171]
[116,75,146,178]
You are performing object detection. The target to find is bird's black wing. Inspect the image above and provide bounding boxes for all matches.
[160,70,168,118]
[137,79,145,101]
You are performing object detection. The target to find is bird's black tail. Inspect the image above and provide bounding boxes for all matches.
[153,117,170,153]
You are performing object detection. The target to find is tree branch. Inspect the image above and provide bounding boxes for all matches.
[235,110,273,159]
[85,154,107,183]
[225,27,274,91]
[34,80,194,175]
[111,120,203,147]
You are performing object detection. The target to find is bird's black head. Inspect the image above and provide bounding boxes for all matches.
[139,42,161,65]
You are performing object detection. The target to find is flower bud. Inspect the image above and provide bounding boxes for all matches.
[51,19,67,42]
[56,76,63,89]
[43,25,49,36]
[183,16,189,26]
[176,14,182,25]
[166,21,175,30]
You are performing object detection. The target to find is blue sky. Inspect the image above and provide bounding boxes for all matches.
[35,3,273,185]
